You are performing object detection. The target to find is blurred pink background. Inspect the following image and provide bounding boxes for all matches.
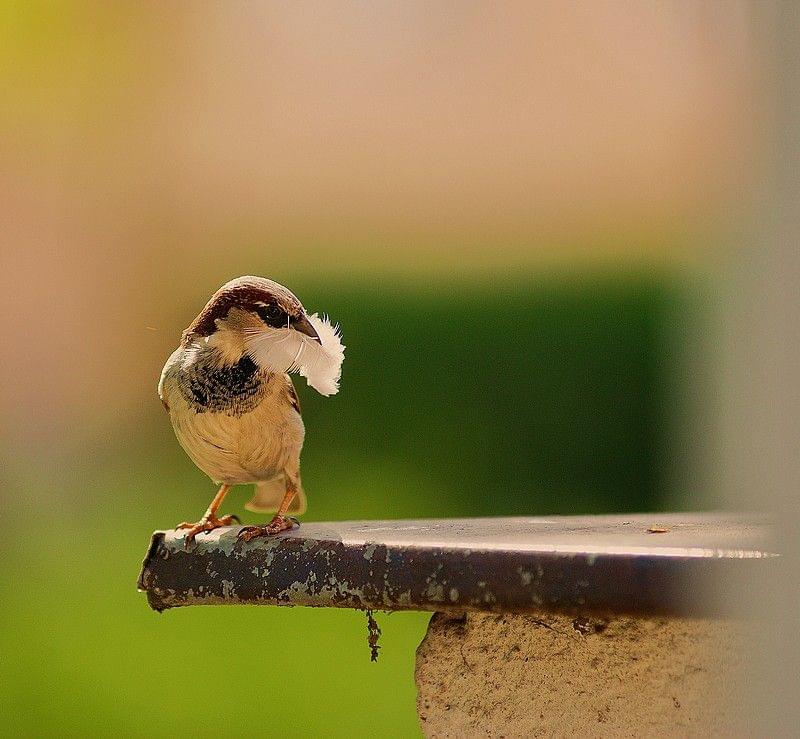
[0,2,764,450]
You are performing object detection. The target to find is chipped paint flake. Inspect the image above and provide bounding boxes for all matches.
[221,579,236,597]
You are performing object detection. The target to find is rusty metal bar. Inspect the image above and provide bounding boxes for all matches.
[137,513,776,616]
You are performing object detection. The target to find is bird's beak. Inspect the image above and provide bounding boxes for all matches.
[290,313,322,343]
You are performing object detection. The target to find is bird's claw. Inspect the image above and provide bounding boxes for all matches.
[238,515,298,542]
[176,514,239,548]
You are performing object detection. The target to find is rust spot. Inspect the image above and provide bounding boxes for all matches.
[572,617,593,635]
[573,617,607,635]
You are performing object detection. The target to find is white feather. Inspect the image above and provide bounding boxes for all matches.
[245,313,345,396]
[300,314,345,396]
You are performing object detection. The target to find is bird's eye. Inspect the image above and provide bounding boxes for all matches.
[256,303,286,326]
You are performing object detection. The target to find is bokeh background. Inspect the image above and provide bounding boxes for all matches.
[1,2,796,737]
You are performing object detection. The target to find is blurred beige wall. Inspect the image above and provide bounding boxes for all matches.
[0,1,763,445]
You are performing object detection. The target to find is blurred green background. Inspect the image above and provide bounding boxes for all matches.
[1,271,698,737]
[0,2,763,737]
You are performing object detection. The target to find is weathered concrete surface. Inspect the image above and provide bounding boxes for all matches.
[138,514,776,616]
[416,612,748,738]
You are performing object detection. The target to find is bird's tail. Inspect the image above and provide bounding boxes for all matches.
[245,476,307,515]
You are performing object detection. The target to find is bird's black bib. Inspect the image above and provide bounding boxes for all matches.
[179,354,264,415]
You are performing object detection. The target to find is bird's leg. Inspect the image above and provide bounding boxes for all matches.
[238,481,299,542]
[176,484,239,546]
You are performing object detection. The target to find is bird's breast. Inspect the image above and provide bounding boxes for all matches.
[161,351,304,484]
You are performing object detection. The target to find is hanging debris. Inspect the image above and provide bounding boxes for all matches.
[365,609,382,662]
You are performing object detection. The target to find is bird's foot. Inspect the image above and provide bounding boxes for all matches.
[176,514,240,547]
[238,516,298,542]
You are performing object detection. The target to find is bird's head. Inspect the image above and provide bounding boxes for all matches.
[184,275,320,357]
[183,275,344,395]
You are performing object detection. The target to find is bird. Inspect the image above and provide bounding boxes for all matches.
[158,275,344,546]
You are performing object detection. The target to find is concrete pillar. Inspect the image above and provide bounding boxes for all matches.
[416,611,747,738]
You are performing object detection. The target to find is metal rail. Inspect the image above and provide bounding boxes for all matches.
[138,513,776,616]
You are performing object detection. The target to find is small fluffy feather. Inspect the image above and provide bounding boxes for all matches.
[245,313,345,396]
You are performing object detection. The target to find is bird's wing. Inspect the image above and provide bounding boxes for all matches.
[157,346,183,413]
[284,374,301,415]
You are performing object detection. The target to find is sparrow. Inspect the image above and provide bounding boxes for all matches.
[158,276,344,546]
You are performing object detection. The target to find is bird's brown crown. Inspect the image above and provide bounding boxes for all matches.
[183,276,306,341]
